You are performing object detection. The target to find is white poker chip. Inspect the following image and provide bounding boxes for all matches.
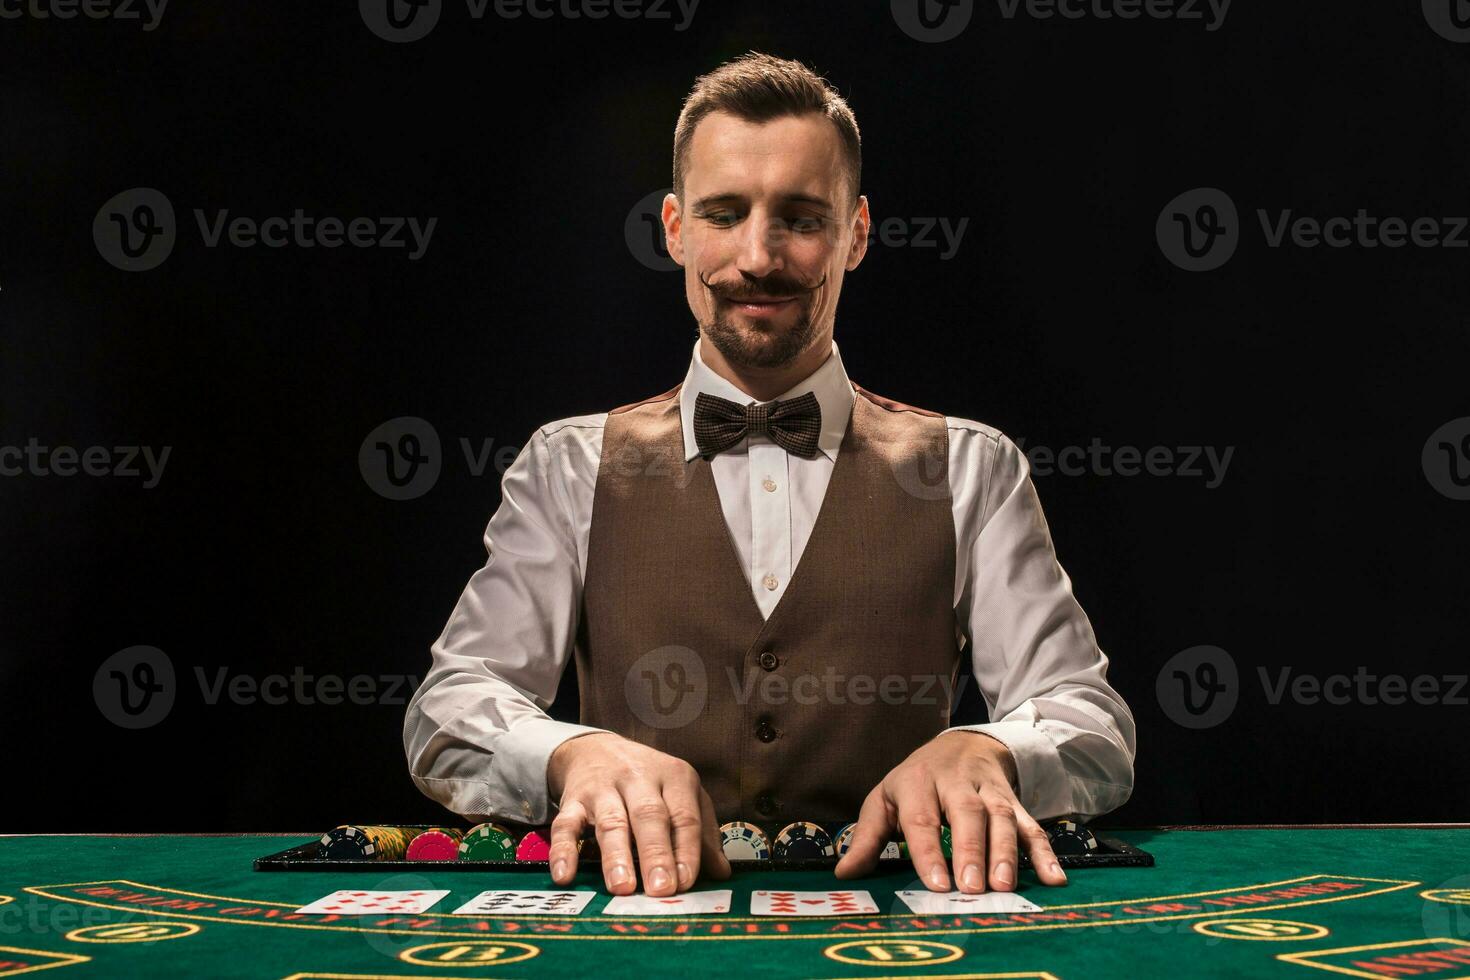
[833,823,900,858]
[720,821,771,861]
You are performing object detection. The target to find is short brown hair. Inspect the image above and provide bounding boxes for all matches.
[673,52,862,208]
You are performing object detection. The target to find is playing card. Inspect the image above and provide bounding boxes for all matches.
[602,890,732,915]
[453,890,596,915]
[894,890,1042,914]
[295,889,450,915]
[750,890,878,916]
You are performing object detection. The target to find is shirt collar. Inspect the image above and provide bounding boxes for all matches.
[679,337,855,463]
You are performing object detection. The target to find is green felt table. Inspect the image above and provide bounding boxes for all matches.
[1,828,1467,979]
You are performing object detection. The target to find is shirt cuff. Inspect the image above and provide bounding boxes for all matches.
[491,718,611,825]
[945,721,1072,820]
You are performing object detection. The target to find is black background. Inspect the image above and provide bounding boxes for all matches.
[3,0,1468,833]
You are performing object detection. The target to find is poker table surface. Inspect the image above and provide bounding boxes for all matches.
[1,826,1467,980]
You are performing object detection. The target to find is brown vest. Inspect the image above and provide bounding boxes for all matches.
[577,382,961,830]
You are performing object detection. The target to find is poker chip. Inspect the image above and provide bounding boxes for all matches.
[897,827,951,859]
[719,821,771,861]
[515,829,553,862]
[319,825,411,861]
[406,827,463,861]
[1046,819,1098,856]
[772,821,834,859]
[459,822,518,862]
[832,823,902,859]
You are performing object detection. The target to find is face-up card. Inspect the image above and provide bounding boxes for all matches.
[453,890,596,915]
[894,890,1042,914]
[750,890,879,916]
[602,890,732,915]
[295,889,450,915]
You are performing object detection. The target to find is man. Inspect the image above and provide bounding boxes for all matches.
[404,52,1134,899]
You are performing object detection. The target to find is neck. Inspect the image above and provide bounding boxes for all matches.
[699,333,833,402]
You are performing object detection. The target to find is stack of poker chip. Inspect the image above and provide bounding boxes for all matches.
[832,823,903,859]
[718,821,771,861]
[458,822,519,862]
[1046,818,1098,855]
[319,825,412,861]
[405,826,464,861]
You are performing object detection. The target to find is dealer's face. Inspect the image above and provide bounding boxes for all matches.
[664,111,869,370]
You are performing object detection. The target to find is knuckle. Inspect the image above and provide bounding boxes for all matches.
[629,799,670,823]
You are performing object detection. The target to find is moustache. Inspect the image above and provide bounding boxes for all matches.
[699,271,827,300]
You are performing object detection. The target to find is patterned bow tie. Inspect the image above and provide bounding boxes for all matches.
[693,390,823,460]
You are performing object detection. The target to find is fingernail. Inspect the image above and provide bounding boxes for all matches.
[610,863,631,887]
[927,865,949,889]
[962,864,984,890]
[552,859,567,879]
[995,861,1015,887]
[649,866,671,891]
[1050,861,1066,881]
[676,862,691,885]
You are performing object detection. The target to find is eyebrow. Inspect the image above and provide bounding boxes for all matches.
[691,192,835,212]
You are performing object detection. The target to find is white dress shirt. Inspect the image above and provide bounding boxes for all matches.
[404,339,1136,826]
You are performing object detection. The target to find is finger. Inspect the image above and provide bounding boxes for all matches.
[590,793,637,895]
[1018,814,1067,886]
[984,794,1020,892]
[548,800,588,886]
[698,788,732,881]
[625,783,678,896]
[897,790,950,892]
[660,767,706,891]
[941,790,987,894]
[833,788,895,879]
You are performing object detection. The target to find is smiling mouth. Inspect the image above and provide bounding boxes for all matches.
[724,296,797,316]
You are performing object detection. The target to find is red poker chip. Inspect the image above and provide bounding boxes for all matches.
[515,829,552,862]
[405,830,460,861]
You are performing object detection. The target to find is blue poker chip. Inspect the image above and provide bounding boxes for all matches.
[833,823,900,858]
[720,821,771,861]
[772,821,834,859]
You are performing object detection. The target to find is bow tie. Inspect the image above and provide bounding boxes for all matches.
[693,390,823,460]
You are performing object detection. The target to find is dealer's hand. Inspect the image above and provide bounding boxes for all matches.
[546,732,731,897]
[834,730,1068,893]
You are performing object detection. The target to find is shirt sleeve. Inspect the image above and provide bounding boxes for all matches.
[946,427,1136,821]
[402,424,608,825]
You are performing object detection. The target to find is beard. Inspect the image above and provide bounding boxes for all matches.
[697,275,825,369]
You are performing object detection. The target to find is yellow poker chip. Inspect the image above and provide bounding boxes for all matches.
[719,821,771,861]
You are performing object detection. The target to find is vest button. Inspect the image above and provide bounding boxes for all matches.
[756,720,778,742]
[758,651,778,671]
[755,793,777,816]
